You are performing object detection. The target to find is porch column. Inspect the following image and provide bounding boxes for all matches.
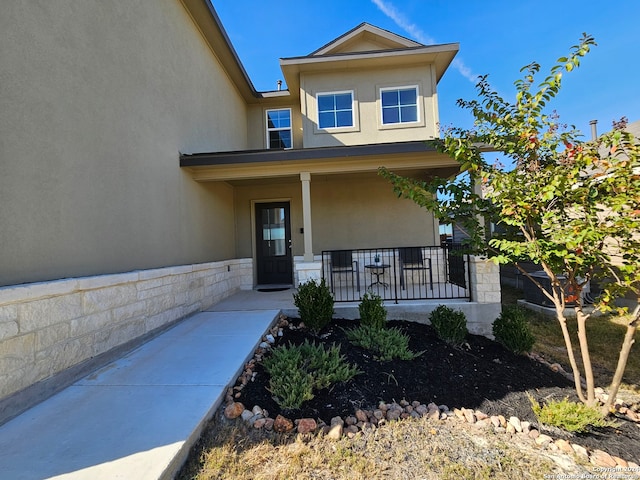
[300,172,314,261]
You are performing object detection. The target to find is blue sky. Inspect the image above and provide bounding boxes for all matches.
[215,0,638,140]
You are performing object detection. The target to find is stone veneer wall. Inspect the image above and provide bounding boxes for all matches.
[293,256,322,286]
[0,259,253,417]
[468,256,501,304]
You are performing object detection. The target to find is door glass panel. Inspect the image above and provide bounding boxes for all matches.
[262,207,286,256]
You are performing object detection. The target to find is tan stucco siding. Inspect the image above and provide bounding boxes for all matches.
[310,175,437,250]
[300,65,437,148]
[247,103,304,150]
[233,175,437,265]
[0,0,247,287]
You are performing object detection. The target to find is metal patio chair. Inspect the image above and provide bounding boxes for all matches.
[329,250,360,293]
[398,247,433,290]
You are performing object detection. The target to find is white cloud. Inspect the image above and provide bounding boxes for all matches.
[371,0,479,83]
[370,0,435,44]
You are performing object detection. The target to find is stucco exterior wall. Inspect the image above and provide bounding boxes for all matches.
[311,174,437,251]
[233,174,438,272]
[247,102,304,150]
[0,0,247,287]
[300,65,437,148]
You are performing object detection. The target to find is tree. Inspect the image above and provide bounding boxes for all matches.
[380,34,640,412]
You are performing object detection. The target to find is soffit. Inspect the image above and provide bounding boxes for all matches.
[280,44,459,94]
[180,142,459,182]
[224,167,457,187]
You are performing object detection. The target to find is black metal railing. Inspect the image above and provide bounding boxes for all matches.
[321,246,470,303]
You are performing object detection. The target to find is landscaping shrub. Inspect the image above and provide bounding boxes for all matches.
[429,305,468,345]
[493,305,535,354]
[262,340,360,409]
[529,395,616,433]
[346,324,422,361]
[358,292,387,329]
[293,279,334,332]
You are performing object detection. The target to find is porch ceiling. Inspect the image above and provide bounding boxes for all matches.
[180,141,460,182]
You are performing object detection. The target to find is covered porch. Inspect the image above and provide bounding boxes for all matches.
[180,141,461,289]
[181,143,502,335]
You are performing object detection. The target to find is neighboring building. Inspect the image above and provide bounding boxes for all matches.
[0,1,500,419]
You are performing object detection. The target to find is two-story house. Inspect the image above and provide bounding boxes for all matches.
[181,21,462,293]
[0,0,500,419]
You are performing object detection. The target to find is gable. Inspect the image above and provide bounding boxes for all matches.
[311,23,422,56]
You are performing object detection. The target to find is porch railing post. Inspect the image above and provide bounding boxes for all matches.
[300,172,314,262]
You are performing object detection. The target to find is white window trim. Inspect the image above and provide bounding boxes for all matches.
[379,85,421,126]
[315,90,356,131]
[265,108,292,149]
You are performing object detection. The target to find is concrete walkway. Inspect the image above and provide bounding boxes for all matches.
[0,303,280,480]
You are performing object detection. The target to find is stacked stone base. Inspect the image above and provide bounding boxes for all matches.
[0,258,253,424]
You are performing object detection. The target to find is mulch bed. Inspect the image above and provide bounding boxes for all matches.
[236,317,640,462]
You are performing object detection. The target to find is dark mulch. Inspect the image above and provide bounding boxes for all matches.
[236,318,640,463]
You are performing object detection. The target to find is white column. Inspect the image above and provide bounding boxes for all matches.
[300,172,314,262]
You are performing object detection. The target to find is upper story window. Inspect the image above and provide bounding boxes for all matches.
[266,108,292,149]
[381,86,419,125]
[317,91,354,129]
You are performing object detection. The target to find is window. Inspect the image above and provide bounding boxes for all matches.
[266,109,292,149]
[381,86,418,124]
[317,91,353,129]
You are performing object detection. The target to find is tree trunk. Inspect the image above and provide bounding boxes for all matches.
[604,305,640,413]
[575,305,596,406]
[555,305,586,403]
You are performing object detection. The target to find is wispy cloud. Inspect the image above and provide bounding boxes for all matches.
[371,0,479,83]
[370,0,435,44]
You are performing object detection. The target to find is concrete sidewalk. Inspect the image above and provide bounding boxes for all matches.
[0,308,279,480]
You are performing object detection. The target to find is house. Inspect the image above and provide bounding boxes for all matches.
[0,0,501,421]
[180,21,469,292]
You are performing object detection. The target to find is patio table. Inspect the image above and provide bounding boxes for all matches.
[365,264,390,289]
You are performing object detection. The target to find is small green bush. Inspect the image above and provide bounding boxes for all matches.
[263,340,360,409]
[358,292,387,329]
[529,395,616,433]
[493,305,535,354]
[429,305,468,345]
[346,324,423,361]
[293,279,334,332]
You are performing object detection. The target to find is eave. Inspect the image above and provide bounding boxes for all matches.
[180,0,294,104]
[180,141,459,182]
[280,43,459,94]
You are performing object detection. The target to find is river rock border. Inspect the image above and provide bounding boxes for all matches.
[222,315,639,470]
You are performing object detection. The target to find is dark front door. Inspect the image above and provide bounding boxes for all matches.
[255,202,293,285]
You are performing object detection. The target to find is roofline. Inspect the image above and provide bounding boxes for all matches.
[180,141,440,167]
[180,0,262,101]
[281,43,459,93]
[310,22,423,56]
[282,43,459,64]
